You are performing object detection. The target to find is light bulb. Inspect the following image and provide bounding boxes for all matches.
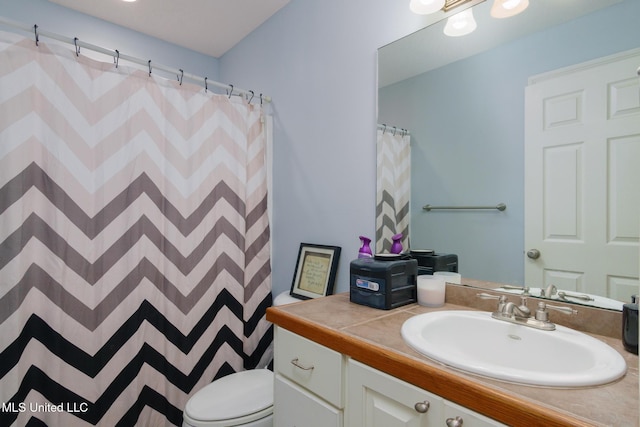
[491,0,529,18]
[444,9,477,37]
[503,0,522,9]
[410,0,446,15]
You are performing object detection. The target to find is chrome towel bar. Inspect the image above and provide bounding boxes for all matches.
[422,203,506,211]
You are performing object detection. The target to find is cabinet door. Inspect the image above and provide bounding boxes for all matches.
[274,374,342,427]
[444,401,507,427]
[347,360,443,427]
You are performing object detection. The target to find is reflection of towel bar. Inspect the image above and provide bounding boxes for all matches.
[422,203,506,211]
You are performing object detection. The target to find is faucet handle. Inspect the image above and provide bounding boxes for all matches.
[546,303,577,315]
[535,302,577,321]
[477,293,508,311]
[477,293,500,300]
[477,293,508,302]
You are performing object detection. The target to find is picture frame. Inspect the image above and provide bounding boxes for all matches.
[290,243,342,300]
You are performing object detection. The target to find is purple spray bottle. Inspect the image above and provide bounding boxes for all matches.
[358,236,373,258]
[390,233,403,254]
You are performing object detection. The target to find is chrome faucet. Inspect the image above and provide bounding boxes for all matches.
[477,293,576,331]
[500,297,531,318]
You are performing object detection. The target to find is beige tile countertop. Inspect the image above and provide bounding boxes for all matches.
[266,291,639,427]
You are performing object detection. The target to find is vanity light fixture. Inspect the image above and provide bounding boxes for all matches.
[490,0,529,18]
[409,0,446,15]
[443,8,477,37]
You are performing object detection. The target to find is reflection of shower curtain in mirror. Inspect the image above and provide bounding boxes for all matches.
[376,129,410,253]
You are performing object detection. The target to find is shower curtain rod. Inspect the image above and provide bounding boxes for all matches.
[0,16,271,103]
[377,123,410,136]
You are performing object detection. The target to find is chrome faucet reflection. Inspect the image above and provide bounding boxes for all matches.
[540,284,557,298]
[477,293,577,331]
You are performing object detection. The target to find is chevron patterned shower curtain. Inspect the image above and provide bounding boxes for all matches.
[0,31,272,426]
[376,128,411,253]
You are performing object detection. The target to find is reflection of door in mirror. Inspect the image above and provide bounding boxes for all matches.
[524,49,640,303]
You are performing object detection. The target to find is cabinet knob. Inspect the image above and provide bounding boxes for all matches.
[446,416,464,427]
[414,400,430,413]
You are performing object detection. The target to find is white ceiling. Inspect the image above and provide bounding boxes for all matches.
[379,0,623,87]
[47,0,290,58]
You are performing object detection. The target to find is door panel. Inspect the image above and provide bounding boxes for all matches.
[525,49,640,300]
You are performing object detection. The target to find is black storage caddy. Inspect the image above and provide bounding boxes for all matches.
[410,251,458,275]
[349,257,418,310]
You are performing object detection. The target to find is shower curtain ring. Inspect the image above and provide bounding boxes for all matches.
[74,37,80,56]
[393,126,397,136]
[148,60,152,76]
[260,93,263,105]
[114,50,119,68]
[248,90,255,103]
[382,124,387,134]
[178,69,184,85]
[34,24,39,46]
[227,84,234,98]
[204,77,208,92]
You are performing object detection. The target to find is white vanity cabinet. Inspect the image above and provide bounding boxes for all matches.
[273,326,345,427]
[347,360,507,427]
[274,326,506,427]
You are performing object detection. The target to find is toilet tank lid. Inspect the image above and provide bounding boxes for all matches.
[185,369,273,422]
[273,291,302,306]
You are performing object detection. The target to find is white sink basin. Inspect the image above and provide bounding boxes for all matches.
[401,310,627,387]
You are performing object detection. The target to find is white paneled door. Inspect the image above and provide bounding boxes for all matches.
[524,49,640,301]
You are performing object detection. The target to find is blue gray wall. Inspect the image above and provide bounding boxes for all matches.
[378,0,640,285]
[3,0,637,294]
[219,1,441,295]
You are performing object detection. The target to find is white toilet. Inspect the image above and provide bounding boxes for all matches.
[182,291,301,427]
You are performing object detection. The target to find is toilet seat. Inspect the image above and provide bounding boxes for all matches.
[273,291,302,306]
[183,369,273,426]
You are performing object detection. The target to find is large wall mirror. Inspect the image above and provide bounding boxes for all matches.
[377,0,640,310]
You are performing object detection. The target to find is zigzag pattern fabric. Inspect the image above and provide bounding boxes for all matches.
[376,129,411,253]
[0,31,272,426]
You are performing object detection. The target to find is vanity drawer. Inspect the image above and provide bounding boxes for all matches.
[274,326,345,408]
